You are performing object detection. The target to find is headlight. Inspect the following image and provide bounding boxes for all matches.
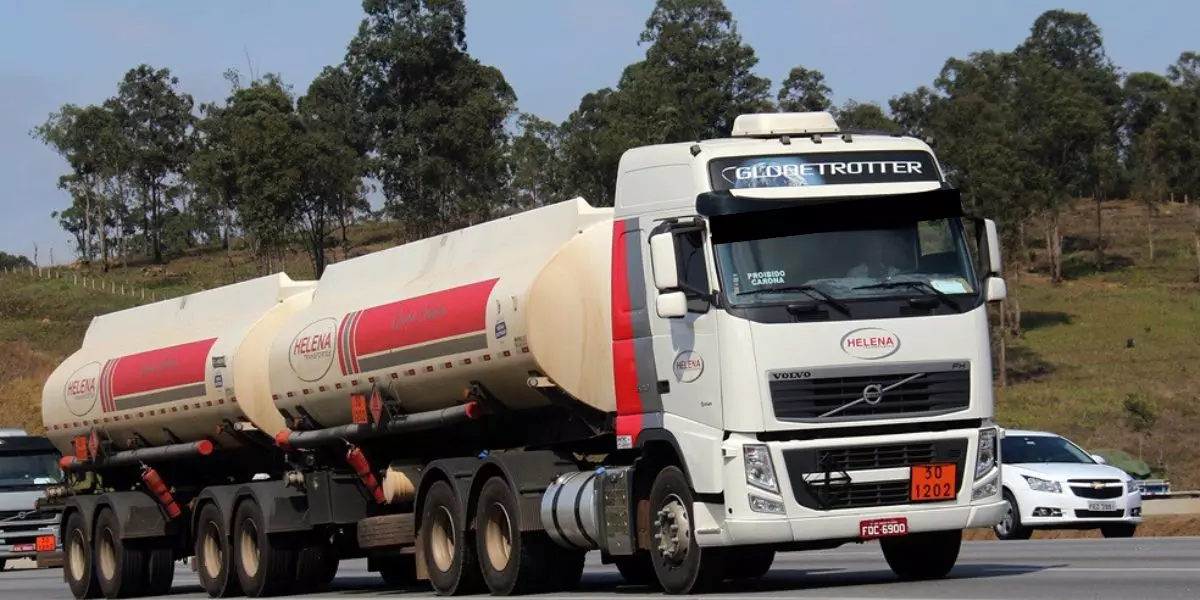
[1127,480,1140,494]
[976,427,997,479]
[1023,475,1061,494]
[743,444,779,494]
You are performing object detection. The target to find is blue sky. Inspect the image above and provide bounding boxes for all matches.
[1,0,1195,264]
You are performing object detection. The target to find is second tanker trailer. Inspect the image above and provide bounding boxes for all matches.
[38,111,1009,598]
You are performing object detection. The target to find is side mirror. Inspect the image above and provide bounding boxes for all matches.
[656,291,688,319]
[985,277,1007,302]
[1091,454,1108,465]
[649,232,679,291]
[983,218,1003,276]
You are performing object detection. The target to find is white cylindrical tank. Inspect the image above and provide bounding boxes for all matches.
[40,273,318,457]
[262,198,617,437]
[42,198,620,456]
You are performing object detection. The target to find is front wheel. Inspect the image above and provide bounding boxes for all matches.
[994,491,1033,540]
[647,466,726,595]
[1100,523,1137,538]
[723,546,775,580]
[880,529,962,581]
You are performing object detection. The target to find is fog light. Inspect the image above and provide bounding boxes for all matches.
[1032,507,1062,517]
[972,479,999,501]
[748,494,785,514]
[1132,507,1141,517]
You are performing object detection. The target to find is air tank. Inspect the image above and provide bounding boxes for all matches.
[41,198,619,457]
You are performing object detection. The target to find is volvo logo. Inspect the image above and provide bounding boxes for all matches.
[862,384,885,405]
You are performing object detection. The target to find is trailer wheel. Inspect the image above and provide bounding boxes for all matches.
[232,499,297,597]
[93,506,151,598]
[474,475,566,595]
[64,510,100,599]
[647,466,726,595]
[294,533,338,590]
[195,503,241,598]
[142,541,176,596]
[419,480,484,595]
[880,529,962,581]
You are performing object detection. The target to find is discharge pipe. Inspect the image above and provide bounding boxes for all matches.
[275,401,481,451]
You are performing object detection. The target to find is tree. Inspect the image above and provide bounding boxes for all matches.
[776,66,833,112]
[0,251,34,271]
[508,113,566,211]
[107,65,196,264]
[834,100,901,132]
[346,0,516,239]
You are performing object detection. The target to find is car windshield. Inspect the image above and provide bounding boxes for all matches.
[1001,435,1096,465]
[713,217,978,306]
[0,452,64,487]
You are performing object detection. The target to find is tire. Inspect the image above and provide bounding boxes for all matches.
[880,529,962,581]
[723,546,775,580]
[195,503,241,598]
[232,499,297,597]
[93,506,150,598]
[474,475,562,595]
[545,547,587,593]
[294,533,338,591]
[1100,523,1137,538]
[64,510,100,599]
[377,554,416,588]
[647,466,726,595]
[613,551,656,587]
[142,541,175,597]
[993,490,1033,540]
[419,480,484,596]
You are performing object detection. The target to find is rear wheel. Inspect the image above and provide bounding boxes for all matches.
[475,475,566,595]
[880,529,962,581]
[419,480,484,596]
[377,554,416,588]
[195,503,241,598]
[93,506,151,598]
[647,466,726,595]
[232,499,297,597]
[294,532,338,591]
[64,510,100,599]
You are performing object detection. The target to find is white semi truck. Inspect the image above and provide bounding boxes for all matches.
[37,111,1007,598]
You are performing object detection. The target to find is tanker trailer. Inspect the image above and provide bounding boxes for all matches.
[39,112,1009,599]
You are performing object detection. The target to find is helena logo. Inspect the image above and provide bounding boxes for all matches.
[840,328,900,360]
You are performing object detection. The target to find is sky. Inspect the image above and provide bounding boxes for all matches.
[1,0,1195,265]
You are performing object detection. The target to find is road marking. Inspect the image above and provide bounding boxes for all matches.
[987,566,1200,573]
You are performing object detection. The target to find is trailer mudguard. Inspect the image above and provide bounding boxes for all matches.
[422,451,579,533]
[62,492,174,541]
[195,480,312,536]
[60,495,103,544]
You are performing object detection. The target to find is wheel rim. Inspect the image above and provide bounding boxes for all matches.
[239,520,260,579]
[653,493,691,569]
[202,522,223,580]
[68,528,87,582]
[483,501,513,572]
[98,526,117,582]
[997,500,1014,536]
[429,506,456,573]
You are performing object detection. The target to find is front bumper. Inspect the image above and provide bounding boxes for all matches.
[1016,488,1143,527]
[692,425,1003,547]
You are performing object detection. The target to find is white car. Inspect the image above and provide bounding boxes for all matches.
[994,429,1142,540]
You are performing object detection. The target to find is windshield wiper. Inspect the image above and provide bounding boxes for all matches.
[853,280,961,312]
[750,284,850,316]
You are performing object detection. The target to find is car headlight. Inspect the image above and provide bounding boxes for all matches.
[743,444,779,494]
[1127,480,1140,494]
[976,427,997,479]
[1023,475,1061,494]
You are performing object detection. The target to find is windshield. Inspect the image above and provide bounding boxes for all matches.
[714,217,978,306]
[1001,435,1096,465]
[0,452,64,487]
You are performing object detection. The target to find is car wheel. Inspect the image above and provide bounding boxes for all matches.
[1100,523,1137,538]
[994,490,1033,540]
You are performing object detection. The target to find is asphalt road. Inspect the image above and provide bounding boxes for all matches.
[3,537,1198,599]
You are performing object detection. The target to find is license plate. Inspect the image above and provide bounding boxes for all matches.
[860,517,908,539]
[910,463,957,502]
[11,543,34,552]
[1089,501,1117,512]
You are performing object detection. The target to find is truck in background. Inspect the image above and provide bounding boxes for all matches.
[0,429,63,571]
[38,111,1008,598]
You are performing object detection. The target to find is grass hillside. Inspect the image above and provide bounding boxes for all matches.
[2,199,1198,487]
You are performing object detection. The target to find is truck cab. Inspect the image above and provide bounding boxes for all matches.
[609,111,1006,585]
[0,429,63,570]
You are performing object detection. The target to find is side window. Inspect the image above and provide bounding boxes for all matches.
[675,229,711,312]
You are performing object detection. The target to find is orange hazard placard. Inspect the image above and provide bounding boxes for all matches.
[910,463,957,502]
